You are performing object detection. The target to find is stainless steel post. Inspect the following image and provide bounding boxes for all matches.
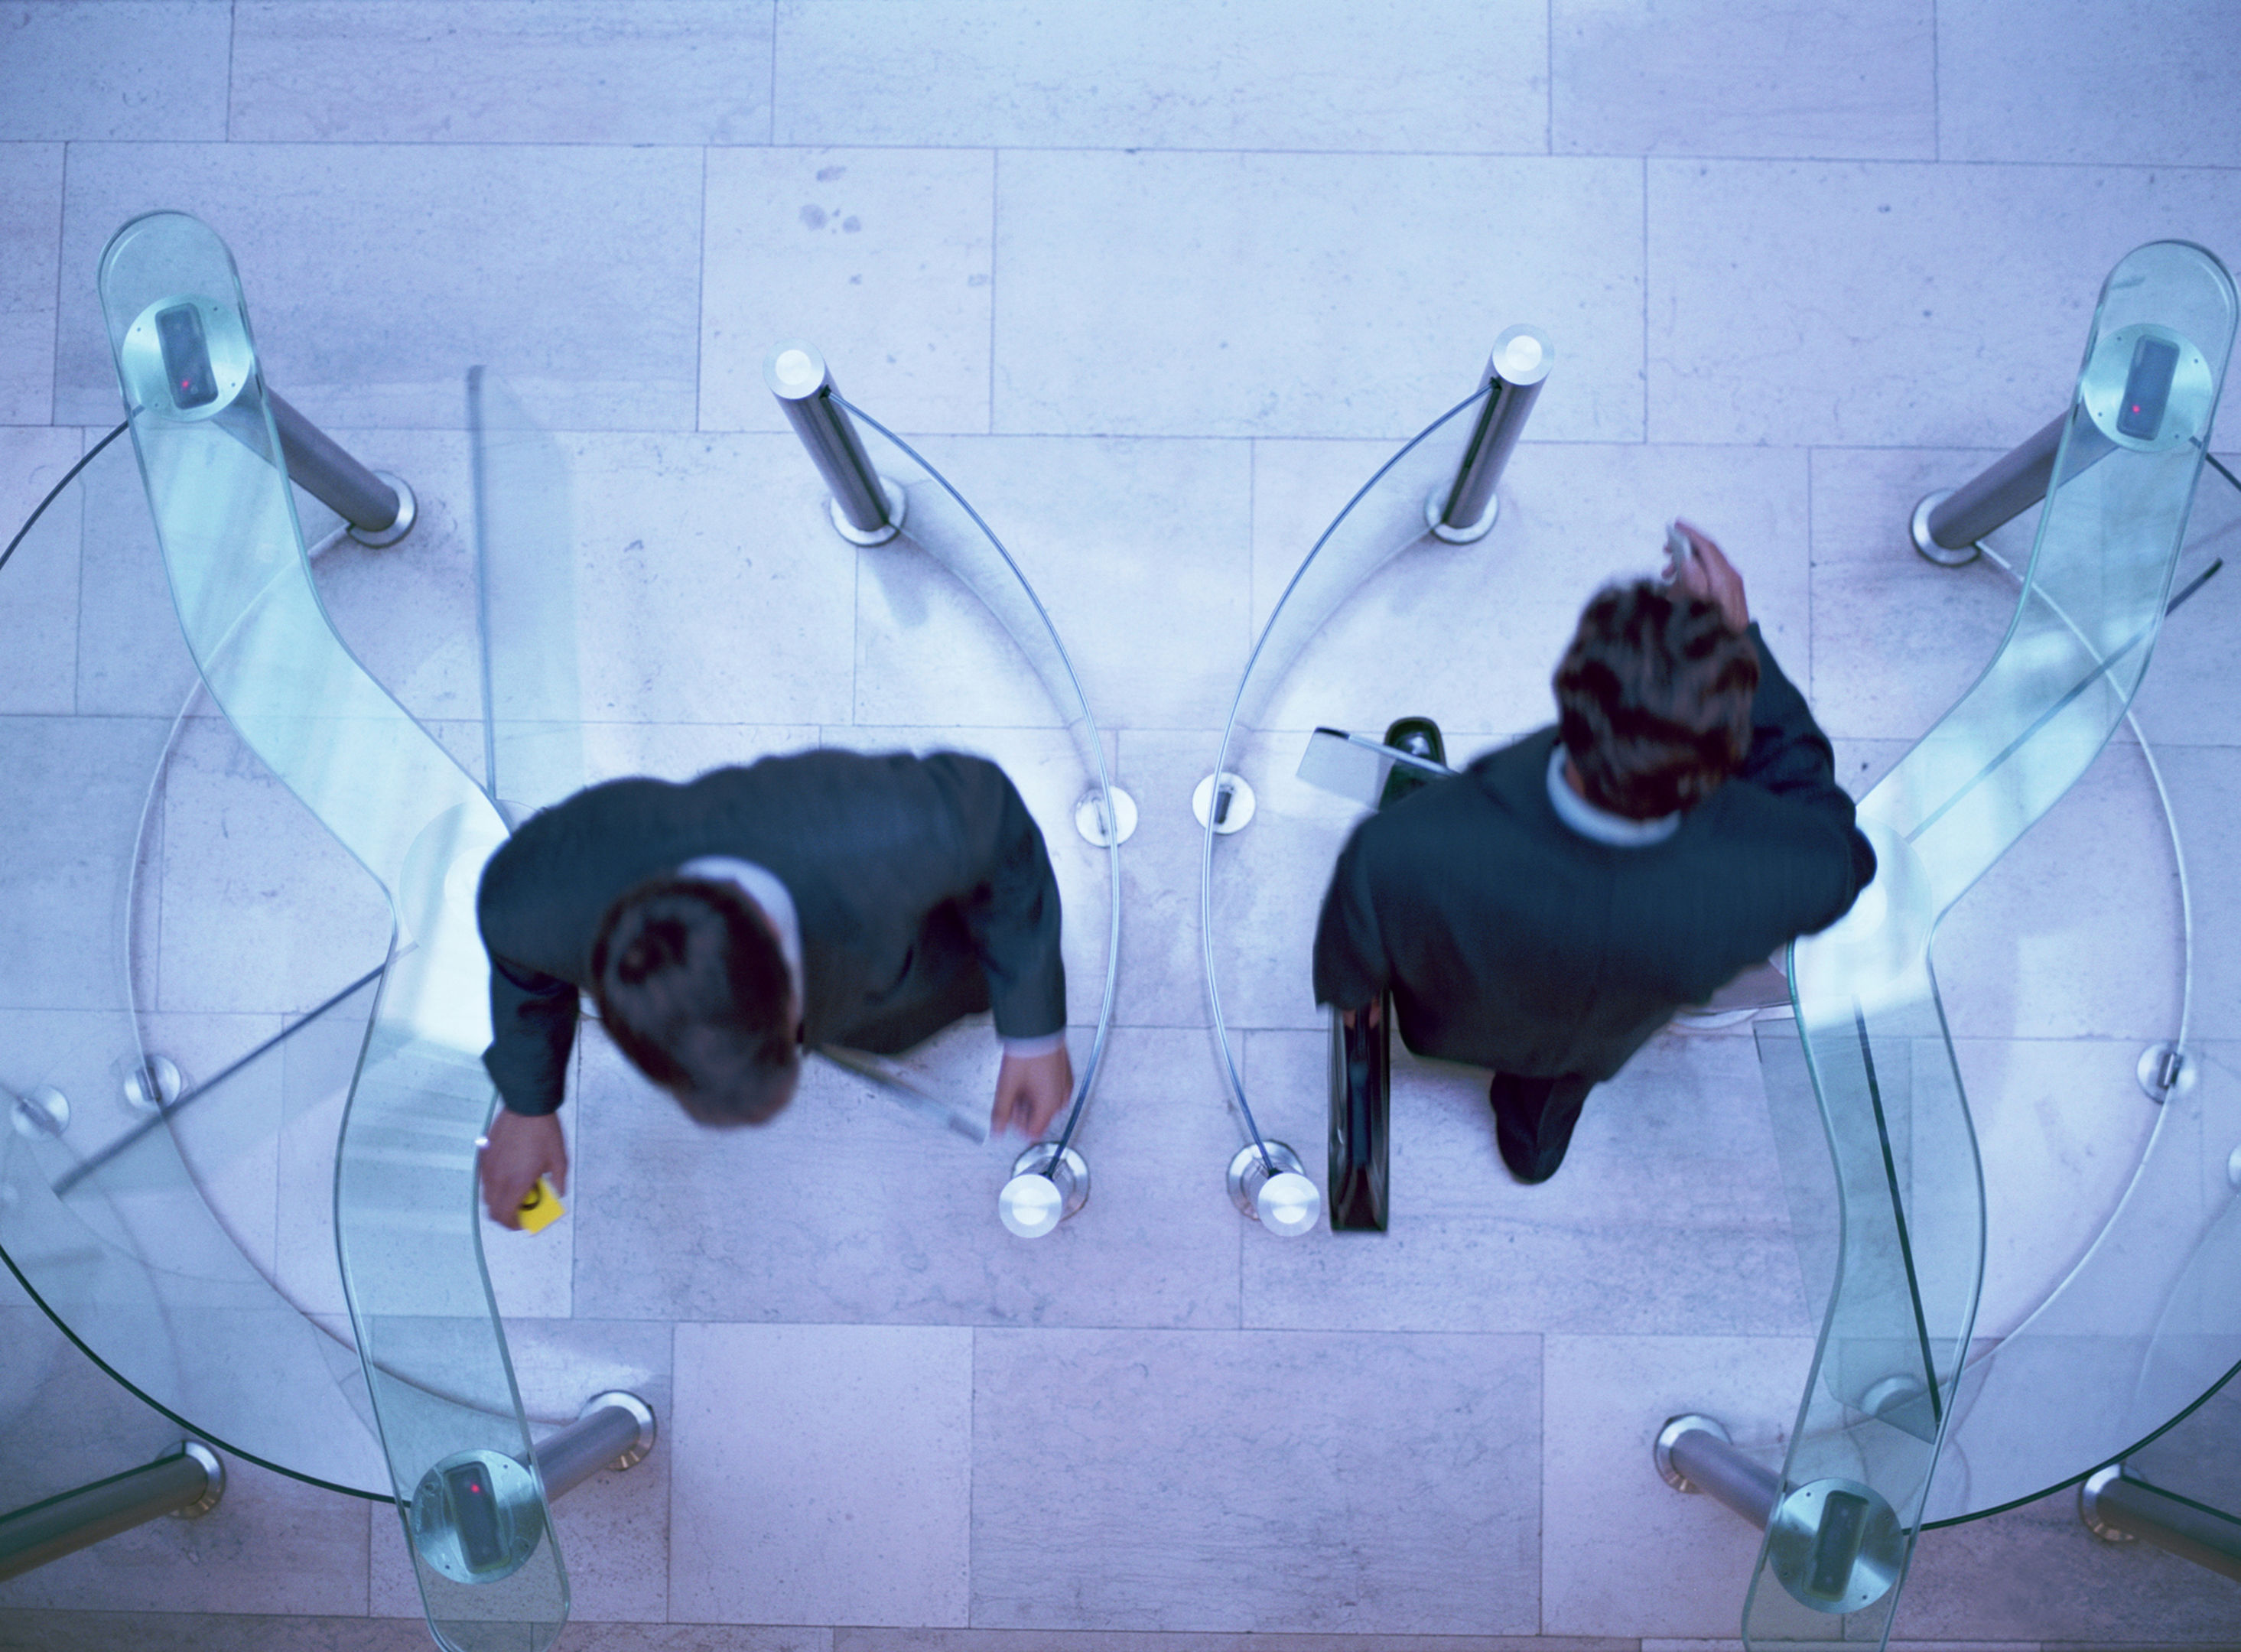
[266,391,415,545]
[1656,1415,1780,1530]
[532,1391,657,1502]
[1911,410,2118,565]
[2080,1465,2241,1583]
[1429,325,1553,544]
[0,1442,223,1581]
[764,341,904,545]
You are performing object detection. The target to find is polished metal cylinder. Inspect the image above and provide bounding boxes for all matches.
[268,390,403,535]
[0,1442,223,1581]
[1658,1416,1779,1530]
[2081,1466,2241,1582]
[532,1392,657,1503]
[1919,410,2119,554]
[764,342,899,540]
[1436,325,1553,541]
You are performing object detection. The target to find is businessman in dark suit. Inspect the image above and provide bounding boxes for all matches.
[1313,525,1875,1185]
[474,748,1072,1227]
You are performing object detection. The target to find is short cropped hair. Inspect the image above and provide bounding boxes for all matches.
[589,876,798,1126]
[1553,580,1759,820]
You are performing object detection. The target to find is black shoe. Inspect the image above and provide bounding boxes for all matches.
[1490,1072,1592,1185]
[1377,716,1446,809]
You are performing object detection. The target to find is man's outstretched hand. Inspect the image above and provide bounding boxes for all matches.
[479,1107,568,1230]
[993,1045,1073,1139]
[1665,519,1751,633]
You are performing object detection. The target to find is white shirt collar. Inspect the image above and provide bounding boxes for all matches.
[1546,744,1681,847]
[678,856,803,1000]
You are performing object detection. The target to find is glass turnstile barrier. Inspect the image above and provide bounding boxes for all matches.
[94,212,561,1647]
[1903,389,2241,1527]
[2,296,1121,1641]
[1742,239,2237,1644]
[0,420,398,1500]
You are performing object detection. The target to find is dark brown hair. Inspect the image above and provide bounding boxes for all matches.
[589,876,798,1125]
[1553,580,1759,820]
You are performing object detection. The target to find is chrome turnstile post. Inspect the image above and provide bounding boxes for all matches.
[2081,1465,2241,1583]
[0,1442,223,1582]
[1911,408,2120,565]
[1427,324,1553,544]
[764,341,905,545]
[1659,1413,1908,1615]
[265,391,415,546]
[532,1392,658,1503]
[1656,1414,1779,1530]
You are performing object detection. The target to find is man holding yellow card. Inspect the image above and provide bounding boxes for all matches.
[472,748,1072,1230]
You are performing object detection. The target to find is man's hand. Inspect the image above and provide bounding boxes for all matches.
[992,1045,1073,1139]
[479,1107,568,1231]
[1666,519,1750,632]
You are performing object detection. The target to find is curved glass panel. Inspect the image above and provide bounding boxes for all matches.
[472,366,582,822]
[1746,241,2237,1644]
[0,428,395,1499]
[96,212,561,1650]
[1912,428,2241,1524]
[1199,387,1491,1192]
[829,397,1121,1157]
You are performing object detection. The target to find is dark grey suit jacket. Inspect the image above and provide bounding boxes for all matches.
[1312,626,1875,1082]
[476,750,1067,1116]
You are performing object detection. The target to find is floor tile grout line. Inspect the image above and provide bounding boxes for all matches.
[694,145,710,435]
[224,0,237,144]
[967,1323,980,1628]
[1931,0,1942,164]
[37,132,2241,174]
[1537,1328,1548,1634]
[48,139,68,441]
[988,148,1000,437]
[1804,447,1816,695]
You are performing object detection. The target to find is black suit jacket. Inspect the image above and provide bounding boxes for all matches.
[476,750,1067,1116]
[1312,626,1874,1082]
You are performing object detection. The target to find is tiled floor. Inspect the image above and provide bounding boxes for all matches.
[5,3,2241,1649]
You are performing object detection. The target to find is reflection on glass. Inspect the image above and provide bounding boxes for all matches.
[97,211,563,1650]
[0,423,400,1499]
[471,368,582,821]
[829,397,1121,1162]
[1907,456,2241,1524]
[1200,386,1490,1189]
[1748,241,2236,1645]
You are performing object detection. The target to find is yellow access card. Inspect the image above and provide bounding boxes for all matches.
[517,1176,565,1234]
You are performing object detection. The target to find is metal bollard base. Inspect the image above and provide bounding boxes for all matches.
[1075,785,1138,846]
[171,1442,225,1518]
[1654,1413,1731,1494]
[1228,1140,1319,1235]
[828,475,907,545]
[1192,772,1254,833]
[1909,489,1979,567]
[1425,484,1499,544]
[1000,1143,1089,1238]
[349,473,418,548]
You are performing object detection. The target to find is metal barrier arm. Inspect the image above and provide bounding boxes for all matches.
[1737,241,2237,1647]
[96,210,567,1652]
